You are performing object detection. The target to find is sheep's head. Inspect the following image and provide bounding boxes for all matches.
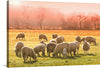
[52,53,57,57]
[32,54,37,61]
[83,40,88,45]
[81,37,85,42]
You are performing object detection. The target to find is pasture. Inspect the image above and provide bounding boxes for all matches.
[8,30,100,67]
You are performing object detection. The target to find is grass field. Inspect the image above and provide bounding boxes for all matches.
[8,30,100,67]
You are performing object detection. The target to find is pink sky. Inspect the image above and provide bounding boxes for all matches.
[9,1,100,15]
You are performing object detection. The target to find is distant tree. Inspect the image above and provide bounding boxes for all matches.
[91,14,100,29]
[77,14,86,30]
[58,12,66,29]
[37,8,46,30]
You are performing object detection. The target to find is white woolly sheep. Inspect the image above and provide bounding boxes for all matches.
[52,42,70,57]
[62,48,67,58]
[15,41,24,57]
[21,46,37,62]
[82,40,90,55]
[47,42,57,57]
[34,41,46,56]
[52,34,58,39]
[39,34,48,41]
[56,36,64,44]
[49,39,57,43]
[16,33,25,40]
[81,36,96,45]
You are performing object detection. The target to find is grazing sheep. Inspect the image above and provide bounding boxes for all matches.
[49,39,57,43]
[16,33,25,40]
[81,36,96,45]
[62,48,67,58]
[15,42,24,57]
[47,42,57,57]
[69,42,77,56]
[34,41,46,56]
[82,41,90,55]
[75,36,81,42]
[52,42,70,57]
[56,36,64,44]
[39,34,48,41]
[21,46,37,62]
[52,34,58,39]
[69,41,81,56]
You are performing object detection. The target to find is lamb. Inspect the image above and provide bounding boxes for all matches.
[52,34,58,39]
[15,41,24,57]
[21,46,37,62]
[49,39,57,43]
[56,36,64,44]
[52,42,70,57]
[81,36,96,45]
[69,41,81,56]
[82,40,90,55]
[16,33,25,40]
[39,34,48,41]
[75,36,81,42]
[34,41,46,56]
[62,48,67,58]
[47,42,57,57]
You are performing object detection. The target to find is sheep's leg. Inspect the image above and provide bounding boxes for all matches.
[59,53,61,57]
[30,57,31,62]
[84,51,86,55]
[70,51,72,56]
[76,49,79,54]
[37,52,40,57]
[67,52,69,57]
[42,51,45,56]
[48,52,50,57]
[16,52,18,56]
[23,56,27,63]
[74,51,76,56]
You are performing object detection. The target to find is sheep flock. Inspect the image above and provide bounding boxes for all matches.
[15,33,96,63]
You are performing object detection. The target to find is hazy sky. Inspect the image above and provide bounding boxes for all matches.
[9,1,100,15]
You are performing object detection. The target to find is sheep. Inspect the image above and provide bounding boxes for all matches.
[49,39,57,43]
[21,46,37,62]
[15,41,24,57]
[81,36,96,45]
[74,41,81,54]
[47,42,57,57]
[82,40,90,55]
[16,33,25,40]
[69,42,77,56]
[52,42,70,57]
[52,34,58,39]
[39,34,48,41]
[62,48,67,58]
[75,36,81,42]
[56,36,64,44]
[34,41,46,56]
[69,41,81,56]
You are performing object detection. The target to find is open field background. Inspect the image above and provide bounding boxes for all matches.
[8,30,100,67]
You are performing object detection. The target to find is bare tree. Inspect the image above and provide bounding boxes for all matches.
[91,14,100,29]
[37,8,46,30]
[58,11,66,29]
[77,15,86,30]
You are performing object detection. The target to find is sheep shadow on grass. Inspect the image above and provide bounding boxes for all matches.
[78,54,96,56]
[24,61,36,64]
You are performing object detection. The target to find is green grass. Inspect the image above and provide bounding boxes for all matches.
[8,30,100,67]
